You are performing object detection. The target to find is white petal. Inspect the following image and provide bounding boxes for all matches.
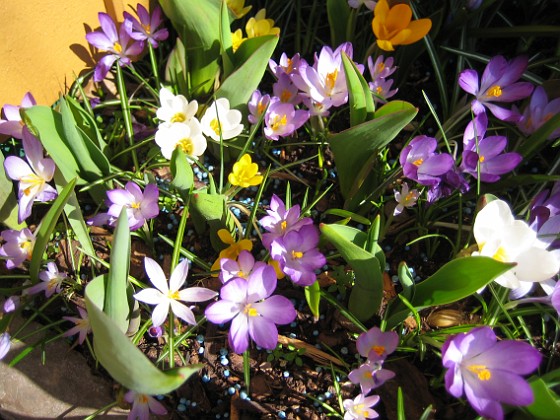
[144,257,169,293]
[169,259,189,291]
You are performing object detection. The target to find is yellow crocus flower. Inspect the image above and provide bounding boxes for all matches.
[227,0,252,19]
[372,0,432,51]
[228,154,264,188]
[245,9,280,39]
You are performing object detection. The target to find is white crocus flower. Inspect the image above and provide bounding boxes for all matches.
[473,199,559,292]
[156,87,198,127]
[134,258,217,327]
[200,98,244,141]
[155,119,207,160]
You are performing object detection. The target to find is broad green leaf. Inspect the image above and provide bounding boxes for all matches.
[85,275,201,394]
[160,0,222,96]
[170,148,194,200]
[327,0,351,47]
[219,0,234,78]
[190,190,229,251]
[65,95,107,151]
[386,257,514,328]
[342,52,374,126]
[105,208,131,333]
[0,150,26,229]
[397,261,415,302]
[327,103,417,202]
[322,209,371,225]
[29,178,77,283]
[321,223,383,321]
[524,378,560,419]
[304,281,321,321]
[164,38,188,94]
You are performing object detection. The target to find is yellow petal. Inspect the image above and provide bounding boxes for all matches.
[386,4,412,33]
[389,28,412,47]
[218,229,235,245]
[372,16,387,39]
[377,39,395,51]
[400,18,432,45]
[374,0,390,20]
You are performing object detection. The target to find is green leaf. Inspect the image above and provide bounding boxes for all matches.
[516,113,560,160]
[164,38,188,94]
[190,190,229,251]
[304,281,321,321]
[327,0,351,47]
[104,208,131,333]
[321,223,383,321]
[397,261,415,302]
[170,148,194,200]
[524,378,560,419]
[29,178,77,283]
[342,52,374,126]
[386,257,514,328]
[397,387,406,420]
[85,275,201,394]
[0,150,26,229]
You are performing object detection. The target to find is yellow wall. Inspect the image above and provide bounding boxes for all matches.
[0,0,150,107]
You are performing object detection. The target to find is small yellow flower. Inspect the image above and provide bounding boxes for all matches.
[227,0,252,19]
[372,0,432,51]
[245,9,280,39]
[231,29,247,53]
[211,229,253,272]
[228,154,264,188]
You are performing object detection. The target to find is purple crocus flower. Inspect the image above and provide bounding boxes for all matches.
[442,326,542,420]
[124,390,167,420]
[343,393,380,420]
[529,182,560,249]
[89,182,159,231]
[273,73,302,105]
[3,296,19,313]
[458,55,534,121]
[263,100,309,141]
[356,326,399,362]
[4,128,58,223]
[426,166,470,203]
[0,333,11,361]
[0,228,36,270]
[460,113,522,182]
[348,361,395,394]
[27,262,67,298]
[269,52,303,80]
[259,194,313,250]
[367,55,398,103]
[86,13,144,82]
[123,4,169,48]
[399,135,455,186]
[63,306,92,345]
[205,265,296,353]
[247,90,272,125]
[517,86,560,138]
[270,225,326,286]
[220,250,266,283]
[0,92,36,140]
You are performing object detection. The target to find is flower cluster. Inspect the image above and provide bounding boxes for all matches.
[0,92,36,140]
[345,327,398,419]
[367,55,398,104]
[0,228,36,270]
[260,195,326,286]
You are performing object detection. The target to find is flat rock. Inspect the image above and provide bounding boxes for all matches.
[0,317,129,419]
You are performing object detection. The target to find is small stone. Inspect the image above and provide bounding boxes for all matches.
[278,411,287,419]
[283,371,290,378]
[177,404,187,412]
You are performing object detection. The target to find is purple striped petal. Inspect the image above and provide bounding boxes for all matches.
[229,313,249,353]
[248,316,278,350]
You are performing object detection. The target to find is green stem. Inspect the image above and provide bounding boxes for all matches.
[148,42,161,89]
[168,311,175,369]
[115,65,140,175]
[171,201,191,270]
[243,349,251,394]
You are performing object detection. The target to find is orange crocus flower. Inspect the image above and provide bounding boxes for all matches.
[372,0,432,51]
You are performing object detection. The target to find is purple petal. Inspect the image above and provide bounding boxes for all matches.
[178,287,217,303]
[0,333,11,360]
[4,156,32,180]
[18,194,34,223]
[220,277,248,304]
[247,265,277,302]
[480,56,507,93]
[497,56,528,86]
[134,288,165,305]
[253,295,296,325]
[484,102,520,122]
[107,188,133,207]
[85,32,113,51]
[0,121,24,139]
[205,300,240,324]
[458,69,480,96]
[465,367,535,406]
[170,300,196,325]
[21,92,36,108]
[472,340,542,375]
[493,82,534,102]
[229,313,249,353]
[98,12,118,42]
[248,316,278,350]
[464,386,504,420]
[94,55,118,82]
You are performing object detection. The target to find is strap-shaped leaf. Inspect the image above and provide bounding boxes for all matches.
[170,148,194,201]
[342,52,374,126]
[85,275,201,394]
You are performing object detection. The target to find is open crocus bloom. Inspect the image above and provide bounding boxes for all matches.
[473,199,559,291]
[0,92,36,140]
[201,98,244,141]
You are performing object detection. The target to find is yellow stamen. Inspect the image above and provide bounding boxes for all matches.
[377,62,385,73]
[479,155,485,163]
[244,304,258,317]
[142,24,151,34]
[280,90,292,102]
[138,394,149,404]
[130,202,141,209]
[271,114,287,131]
[326,69,338,92]
[113,42,123,54]
[487,85,502,98]
[177,138,194,155]
[280,220,288,231]
[257,102,267,116]
[168,290,180,300]
[371,345,385,357]
[170,113,186,123]
[47,278,59,291]
[210,119,222,136]
[375,86,383,94]
[20,174,45,196]
[291,250,303,259]
[492,246,508,262]
[467,364,492,381]
[284,58,294,74]
[412,158,424,166]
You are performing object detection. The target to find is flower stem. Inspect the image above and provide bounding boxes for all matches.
[243,349,251,394]
[115,65,140,175]
[168,311,175,369]
[148,43,161,89]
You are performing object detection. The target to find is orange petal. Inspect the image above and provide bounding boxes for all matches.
[374,0,390,20]
[377,39,395,51]
[372,16,388,39]
[401,18,432,45]
[386,4,412,33]
[389,28,411,47]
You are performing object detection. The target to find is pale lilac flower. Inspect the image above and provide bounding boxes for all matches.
[247,90,272,125]
[156,87,198,127]
[134,258,217,328]
[301,97,330,117]
[370,78,397,103]
[27,262,67,298]
[124,390,167,420]
[472,199,559,292]
[63,307,92,345]
[517,86,560,138]
[367,55,397,81]
[205,265,296,353]
[343,393,380,420]
[269,53,304,80]
[200,98,244,141]
[220,250,266,283]
[86,13,144,82]
[550,281,560,315]
[356,327,399,362]
[259,194,313,250]
[426,166,470,203]
[458,55,534,121]
[393,183,419,216]
[348,0,377,10]
[4,129,57,223]
[123,4,169,48]
[460,113,522,182]
[0,333,11,360]
[529,182,560,249]
[399,135,455,187]
[155,120,207,160]
[0,92,36,140]
[270,225,326,286]
[89,182,159,231]
[0,228,36,270]
[263,101,309,141]
[442,326,541,420]
[3,296,19,313]
[348,362,395,394]
[273,74,302,105]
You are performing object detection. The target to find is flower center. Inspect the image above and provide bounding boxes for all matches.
[412,158,424,166]
[270,114,288,131]
[142,24,151,34]
[130,202,141,209]
[113,42,123,54]
[291,250,304,259]
[138,394,149,404]
[177,138,194,155]
[492,246,508,262]
[280,220,288,231]
[244,304,259,317]
[371,345,385,357]
[170,112,186,123]
[467,364,492,381]
[47,278,60,291]
[479,155,485,163]
[167,290,181,300]
[280,89,292,102]
[377,62,385,73]
[20,174,45,196]
[487,85,502,97]
[19,240,33,258]
[283,58,294,74]
[210,118,222,136]
[257,102,267,116]
[375,86,383,94]
[326,69,338,92]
